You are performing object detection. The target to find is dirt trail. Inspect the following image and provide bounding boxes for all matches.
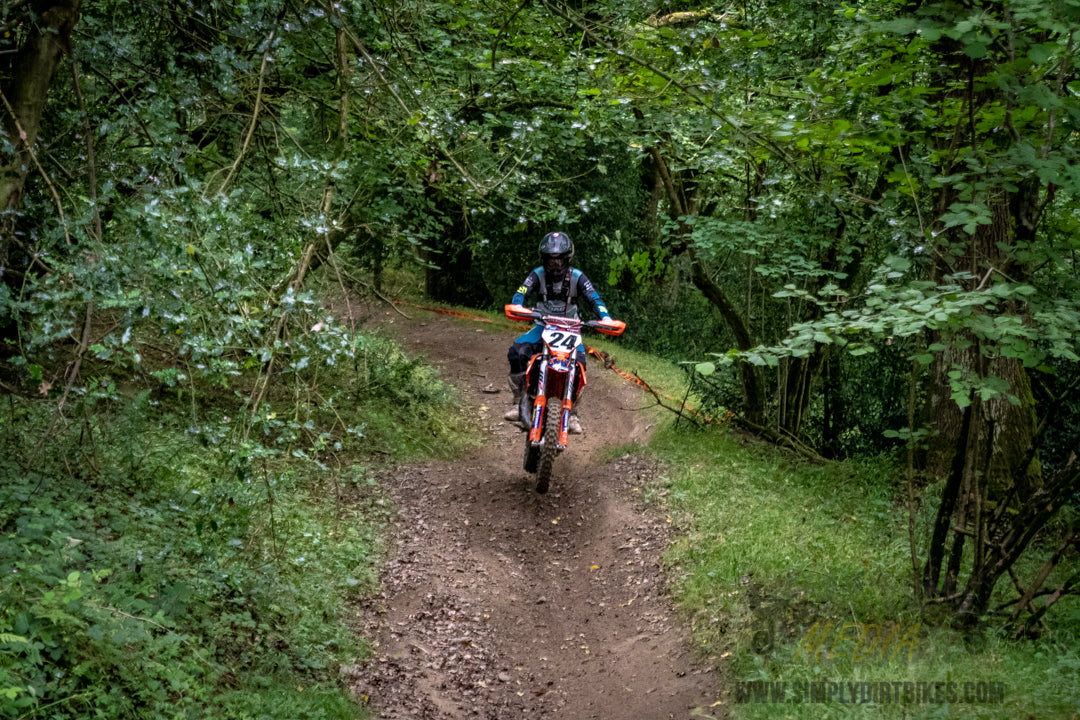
[348,307,725,719]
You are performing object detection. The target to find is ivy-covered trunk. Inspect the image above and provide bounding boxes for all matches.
[921,191,1045,606]
[0,0,83,270]
[923,194,1043,497]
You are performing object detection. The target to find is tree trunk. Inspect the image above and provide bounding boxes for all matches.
[687,245,765,424]
[923,396,975,596]
[641,154,663,250]
[924,194,1042,498]
[821,349,844,457]
[0,0,83,268]
[649,146,765,423]
[779,354,817,437]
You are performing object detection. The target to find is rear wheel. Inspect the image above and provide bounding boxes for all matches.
[535,401,556,494]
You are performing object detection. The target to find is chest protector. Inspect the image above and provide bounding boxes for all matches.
[535,267,580,319]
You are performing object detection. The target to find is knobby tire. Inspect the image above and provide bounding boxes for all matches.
[536,401,556,494]
[523,400,539,474]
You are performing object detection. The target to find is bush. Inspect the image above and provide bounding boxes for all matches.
[0,324,465,719]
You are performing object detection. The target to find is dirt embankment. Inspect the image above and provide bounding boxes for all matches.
[347,307,726,719]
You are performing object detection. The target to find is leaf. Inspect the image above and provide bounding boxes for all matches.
[1028,44,1053,65]
[883,255,911,273]
[695,362,716,376]
[880,18,918,34]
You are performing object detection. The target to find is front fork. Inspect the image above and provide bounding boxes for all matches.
[529,354,576,450]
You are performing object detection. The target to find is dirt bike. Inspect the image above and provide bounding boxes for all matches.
[504,304,626,493]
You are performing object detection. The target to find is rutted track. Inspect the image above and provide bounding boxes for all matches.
[348,307,725,719]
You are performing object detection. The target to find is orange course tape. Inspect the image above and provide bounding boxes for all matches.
[585,347,732,427]
[393,301,496,323]
[393,300,732,427]
[393,300,526,330]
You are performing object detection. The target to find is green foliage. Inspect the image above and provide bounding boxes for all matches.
[1,5,483,711]
[470,135,646,308]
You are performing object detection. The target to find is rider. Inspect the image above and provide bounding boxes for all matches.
[504,231,613,434]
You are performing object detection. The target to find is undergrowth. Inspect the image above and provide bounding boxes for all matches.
[0,330,471,719]
[648,426,1080,719]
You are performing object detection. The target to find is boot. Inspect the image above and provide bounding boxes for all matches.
[503,372,526,423]
[568,394,583,434]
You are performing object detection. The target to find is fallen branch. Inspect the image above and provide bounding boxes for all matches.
[337,267,412,318]
[730,414,828,464]
[0,379,31,397]
[57,301,94,414]
[247,242,316,421]
[633,371,706,429]
[1009,530,1076,624]
[645,10,728,27]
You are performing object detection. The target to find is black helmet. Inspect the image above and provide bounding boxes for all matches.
[539,231,573,276]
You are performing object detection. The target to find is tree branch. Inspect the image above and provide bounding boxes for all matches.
[211,30,275,197]
[70,60,101,241]
[0,87,72,246]
[542,0,798,170]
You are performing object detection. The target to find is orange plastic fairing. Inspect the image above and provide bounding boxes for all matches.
[505,304,537,322]
[594,318,626,336]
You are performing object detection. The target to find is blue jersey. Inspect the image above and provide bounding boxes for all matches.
[511,267,611,321]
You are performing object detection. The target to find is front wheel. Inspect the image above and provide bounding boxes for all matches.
[523,395,540,473]
[523,425,539,475]
[535,400,556,494]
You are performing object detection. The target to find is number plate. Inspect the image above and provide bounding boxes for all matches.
[542,323,582,354]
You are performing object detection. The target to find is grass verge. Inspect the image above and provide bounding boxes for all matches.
[645,425,1080,719]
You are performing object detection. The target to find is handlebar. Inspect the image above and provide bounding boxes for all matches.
[504,304,626,337]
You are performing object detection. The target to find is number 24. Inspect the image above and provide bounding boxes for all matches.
[548,332,578,349]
